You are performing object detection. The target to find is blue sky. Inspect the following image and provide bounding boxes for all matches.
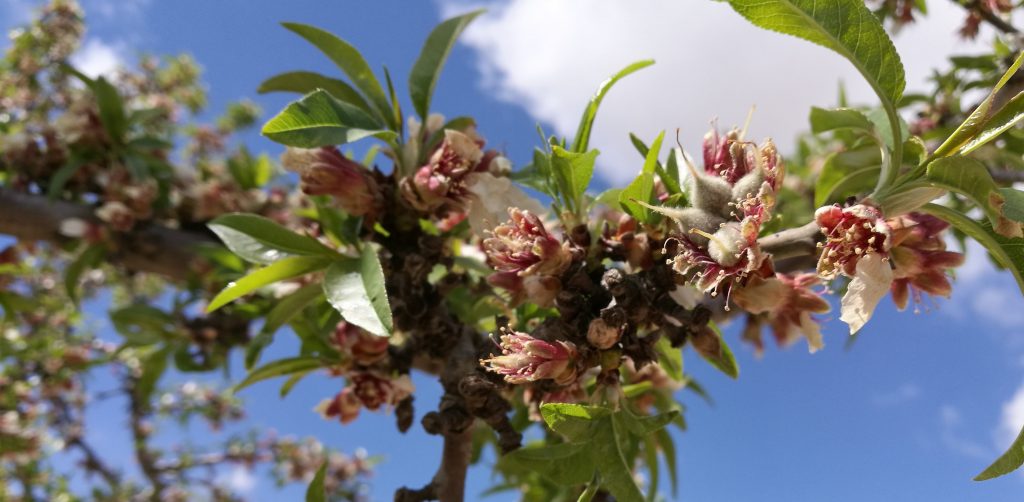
[5,0,1024,500]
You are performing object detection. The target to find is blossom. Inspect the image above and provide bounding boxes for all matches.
[886,212,965,311]
[316,371,414,425]
[281,146,379,217]
[463,171,547,236]
[815,203,894,334]
[480,328,578,385]
[483,208,572,307]
[332,321,389,367]
[815,203,891,279]
[400,129,483,212]
[733,273,831,353]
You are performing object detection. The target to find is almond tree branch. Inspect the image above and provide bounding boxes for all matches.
[0,188,215,280]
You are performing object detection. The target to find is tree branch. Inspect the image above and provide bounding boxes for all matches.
[0,188,215,280]
[759,221,820,261]
[954,0,1019,34]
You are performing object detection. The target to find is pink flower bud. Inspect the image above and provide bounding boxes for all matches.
[281,147,379,217]
[483,208,572,307]
[400,130,483,212]
[481,328,578,385]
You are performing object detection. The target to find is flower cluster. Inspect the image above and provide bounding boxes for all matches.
[316,322,412,425]
[733,272,832,353]
[659,127,783,298]
[887,212,965,311]
[480,328,578,385]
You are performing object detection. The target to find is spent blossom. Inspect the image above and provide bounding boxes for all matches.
[480,328,578,385]
[316,371,413,425]
[400,129,483,212]
[815,203,894,334]
[733,272,832,353]
[332,321,389,367]
[887,212,965,311]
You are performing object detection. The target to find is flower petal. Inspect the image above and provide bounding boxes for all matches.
[840,253,894,335]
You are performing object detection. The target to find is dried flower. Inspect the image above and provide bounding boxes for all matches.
[887,212,965,311]
[332,321,389,367]
[733,273,831,353]
[481,328,578,385]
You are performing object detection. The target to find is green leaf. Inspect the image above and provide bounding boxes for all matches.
[246,283,324,369]
[280,370,314,398]
[934,51,1024,157]
[498,442,595,486]
[999,187,1024,223]
[281,22,396,130]
[695,322,739,379]
[629,133,681,195]
[655,337,683,381]
[258,70,373,115]
[65,244,106,303]
[110,305,177,346]
[47,156,86,199]
[571,60,655,153]
[261,89,397,148]
[540,403,611,442]
[814,145,882,206]
[68,66,128,143]
[136,346,170,401]
[235,356,324,393]
[654,428,678,497]
[960,90,1024,155]
[209,213,336,265]
[551,146,600,208]
[977,421,1024,480]
[207,255,332,312]
[619,131,665,222]
[728,0,904,174]
[925,156,1019,237]
[306,461,328,502]
[919,203,1024,296]
[323,246,393,337]
[809,106,874,134]
[408,10,483,120]
[593,416,644,502]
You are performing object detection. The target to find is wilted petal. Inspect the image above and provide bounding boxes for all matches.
[840,253,893,335]
[464,172,546,236]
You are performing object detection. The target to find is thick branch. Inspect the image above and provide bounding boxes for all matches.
[0,188,215,280]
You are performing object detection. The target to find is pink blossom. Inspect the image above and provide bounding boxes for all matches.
[480,328,578,385]
[332,321,389,367]
[281,146,379,217]
[815,203,891,279]
[483,208,572,307]
[733,273,831,353]
[400,129,483,212]
[886,212,965,310]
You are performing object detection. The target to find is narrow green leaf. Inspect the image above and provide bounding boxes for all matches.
[281,22,395,129]
[235,356,324,393]
[409,10,483,120]
[814,145,882,206]
[1000,187,1024,223]
[655,428,678,496]
[246,283,324,369]
[919,204,1024,296]
[110,305,177,346]
[207,255,331,312]
[977,422,1024,480]
[619,131,665,221]
[934,51,1024,157]
[728,0,904,172]
[306,461,328,502]
[261,89,397,148]
[642,436,659,502]
[926,156,1018,236]
[208,213,335,265]
[961,90,1024,155]
[280,369,314,398]
[551,146,600,206]
[540,403,611,442]
[696,322,739,379]
[65,244,106,303]
[47,156,86,199]
[323,246,393,337]
[68,65,128,143]
[257,70,373,115]
[498,442,595,486]
[136,346,170,401]
[655,337,683,381]
[809,106,874,134]
[594,416,645,502]
[571,60,655,153]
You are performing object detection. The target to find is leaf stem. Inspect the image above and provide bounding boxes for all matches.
[577,473,601,502]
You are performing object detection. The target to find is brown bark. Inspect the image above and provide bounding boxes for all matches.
[0,188,215,280]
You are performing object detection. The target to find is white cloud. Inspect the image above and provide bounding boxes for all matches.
[871,382,921,407]
[997,382,1024,449]
[71,38,125,79]
[939,404,989,459]
[946,241,1024,331]
[439,0,988,185]
[217,466,256,494]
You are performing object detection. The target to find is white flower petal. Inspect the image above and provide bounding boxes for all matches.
[465,172,547,236]
[840,253,893,335]
[799,311,824,353]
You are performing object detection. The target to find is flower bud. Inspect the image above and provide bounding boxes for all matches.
[281,147,379,217]
[481,328,578,385]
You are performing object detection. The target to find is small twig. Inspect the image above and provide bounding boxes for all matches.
[954,0,1019,34]
[758,221,821,261]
